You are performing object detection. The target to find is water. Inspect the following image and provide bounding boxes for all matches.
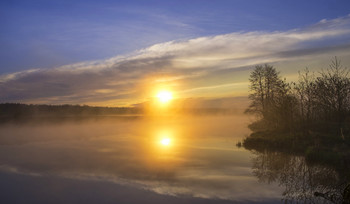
[0,115,344,203]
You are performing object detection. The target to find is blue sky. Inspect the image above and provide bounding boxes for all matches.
[1,0,350,106]
[1,0,350,73]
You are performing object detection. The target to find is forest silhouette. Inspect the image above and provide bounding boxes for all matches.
[243,57,350,204]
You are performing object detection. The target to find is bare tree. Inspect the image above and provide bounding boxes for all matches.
[246,57,350,137]
[293,68,316,133]
[314,57,350,135]
[246,64,295,130]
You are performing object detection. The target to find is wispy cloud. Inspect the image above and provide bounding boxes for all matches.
[1,15,350,106]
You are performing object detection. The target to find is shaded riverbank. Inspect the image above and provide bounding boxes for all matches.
[239,130,350,204]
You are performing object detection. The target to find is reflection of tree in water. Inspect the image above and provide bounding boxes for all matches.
[251,151,349,204]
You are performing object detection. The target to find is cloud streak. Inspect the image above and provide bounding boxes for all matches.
[1,15,350,106]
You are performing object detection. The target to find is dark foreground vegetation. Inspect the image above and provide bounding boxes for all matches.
[243,57,350,162]
[242,57,350,203]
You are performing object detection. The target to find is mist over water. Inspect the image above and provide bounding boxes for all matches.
[0,115,284,203]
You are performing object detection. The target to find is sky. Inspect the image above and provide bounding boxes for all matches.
[1,0,350,106]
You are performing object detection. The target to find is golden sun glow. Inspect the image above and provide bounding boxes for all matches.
[156,90,173,103]
[160,138,171,146]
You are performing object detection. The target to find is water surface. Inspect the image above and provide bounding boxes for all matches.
[0,115,285,203]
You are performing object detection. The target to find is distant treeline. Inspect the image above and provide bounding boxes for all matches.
[0,103,236,123]
[0,103,142,119]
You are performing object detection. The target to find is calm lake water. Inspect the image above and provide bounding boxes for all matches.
[0,115,343,204]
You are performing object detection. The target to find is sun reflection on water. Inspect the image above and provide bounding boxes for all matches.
[157,130,174,149]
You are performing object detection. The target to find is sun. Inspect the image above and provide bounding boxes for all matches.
[160,138,171,146]
[156,90,173,103]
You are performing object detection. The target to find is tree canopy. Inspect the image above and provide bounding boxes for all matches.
[246,57,350,138]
